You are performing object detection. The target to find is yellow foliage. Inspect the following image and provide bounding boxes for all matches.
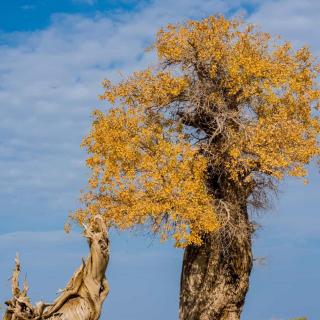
[100,69,188,108]
[74,106,217,246]
[154,16,320,183]
[74,15,320,246]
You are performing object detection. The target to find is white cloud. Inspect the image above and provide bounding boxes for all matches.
[72,0,96,5]
[249,0,320,54]
[21,4,36,10]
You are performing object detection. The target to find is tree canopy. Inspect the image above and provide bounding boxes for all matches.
[73,15,320,246]
[74,106,217,246]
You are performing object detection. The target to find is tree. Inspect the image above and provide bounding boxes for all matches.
[2,217,110,320]
[73,16,320,320]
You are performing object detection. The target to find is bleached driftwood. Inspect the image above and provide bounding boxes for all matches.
[2,216,109,320]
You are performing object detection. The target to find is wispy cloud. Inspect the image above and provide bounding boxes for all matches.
[21,4,36,10]
[72,0,96,5]
[249,0,320,54]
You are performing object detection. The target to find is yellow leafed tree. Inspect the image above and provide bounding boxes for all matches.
[73,15,320,320]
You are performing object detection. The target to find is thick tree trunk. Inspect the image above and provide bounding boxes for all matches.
[179,206,252,320]
[2,217,109,320]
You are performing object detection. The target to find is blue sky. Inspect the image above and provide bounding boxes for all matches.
[0,0,319,319]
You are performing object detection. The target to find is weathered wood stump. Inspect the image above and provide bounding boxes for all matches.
[2,216,109,320]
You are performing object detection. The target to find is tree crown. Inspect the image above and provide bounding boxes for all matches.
[73,15,320,246]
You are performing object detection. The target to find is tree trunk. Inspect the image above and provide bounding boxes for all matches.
[179,206,252,320]
[2,216,109,320]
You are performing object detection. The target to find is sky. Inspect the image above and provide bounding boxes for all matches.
[0,0,319,319]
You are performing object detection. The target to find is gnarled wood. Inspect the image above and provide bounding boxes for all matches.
[179,206,253,320]
[2,217,109,320]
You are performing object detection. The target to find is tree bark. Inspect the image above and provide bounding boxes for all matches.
[2,216,109,320]
[179,206,253,320]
